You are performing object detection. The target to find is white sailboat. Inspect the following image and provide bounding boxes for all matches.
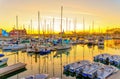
[55,6,71,50]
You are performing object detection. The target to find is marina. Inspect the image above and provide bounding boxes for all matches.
[0,0,120,79]
[0,39,120,79]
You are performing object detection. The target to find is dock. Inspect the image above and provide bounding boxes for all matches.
[0,62,26,77]
[108,71,120,79]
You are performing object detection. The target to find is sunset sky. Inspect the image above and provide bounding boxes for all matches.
[0,0,120,33]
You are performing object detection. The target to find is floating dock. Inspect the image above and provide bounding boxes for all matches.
[0,62,26,77]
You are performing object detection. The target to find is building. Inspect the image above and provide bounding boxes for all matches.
[9,28,27,37]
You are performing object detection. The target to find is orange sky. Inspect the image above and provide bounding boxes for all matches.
[0,0,120,33]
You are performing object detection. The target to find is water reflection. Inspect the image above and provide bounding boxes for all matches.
[1,40,120,79]
[54,49,70,58]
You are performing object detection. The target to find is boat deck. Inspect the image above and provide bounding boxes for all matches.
[108,71,120,79]
[0,62,26,77]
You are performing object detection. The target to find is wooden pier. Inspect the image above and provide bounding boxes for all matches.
[0,62,26,77]
[108,71,120,79]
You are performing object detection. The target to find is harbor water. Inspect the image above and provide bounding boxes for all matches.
[0,39,120,79]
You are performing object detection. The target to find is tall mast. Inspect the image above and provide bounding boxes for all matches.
[49,21,51,35]
[29,25,30,36]
[30,20,32,34]
[38,11,40,38]
[61,6,63,38]
[69,20,71,34]
[66,18,68,37]
[16,16,18,39]
[47,24,48,34]
[53,18,54,35]
[74,18,77,37]
[23,24,25,37]
[49,22,50,34]
[43,19,46,37]
[83,17,85,36]
[92,21,94,34]
[99,26,100,34]
[88,25,90,37]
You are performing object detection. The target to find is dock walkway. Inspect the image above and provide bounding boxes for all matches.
[0,62,26,77]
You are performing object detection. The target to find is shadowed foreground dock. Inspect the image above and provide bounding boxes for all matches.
[108,71,120,79]
[0,62,26,77]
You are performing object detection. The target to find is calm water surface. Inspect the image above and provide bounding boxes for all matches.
[0,39,120,79]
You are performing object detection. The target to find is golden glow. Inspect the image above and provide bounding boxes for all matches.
[0,0,119,33]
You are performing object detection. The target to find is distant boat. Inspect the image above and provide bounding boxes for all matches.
[20,74,48,79]
[0,58,8,66]
[39,49,51,55]
[0,54,4,57]
[56,44,71,50]
[87,36,95,46]
[98,36,104,46]
[94,53,110,62]
[2,44,25,51]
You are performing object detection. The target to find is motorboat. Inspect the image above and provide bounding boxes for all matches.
[20,74,48,79]
[96,65,118,79]
[0,58,8,66]
[64,60,90,73]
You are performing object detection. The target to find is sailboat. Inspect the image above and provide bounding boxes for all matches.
[37,12,51,55]
[55,6,71,50]
[97,26,104,48]
[87,21,96,46]
[2,16,27,51]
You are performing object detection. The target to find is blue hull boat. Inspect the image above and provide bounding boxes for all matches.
[39,50,51,55]
[0,54,4,57]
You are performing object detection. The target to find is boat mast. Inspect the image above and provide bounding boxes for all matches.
[99,26,100,35]
[38,11,40,38]
[52,18,54,36]
[69,20,71,35]
[60,6,63,38]
[44,19,46,38]
[16,15,18,39]
[23,24,25,37]
[92,21,94,35]
[31,19,32,36]
[83,17,85,37]
[89,25,91,37]
[29,25,30,37]
[49,21,51,36]
[74,18,77,37]
[66,18,68,38]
